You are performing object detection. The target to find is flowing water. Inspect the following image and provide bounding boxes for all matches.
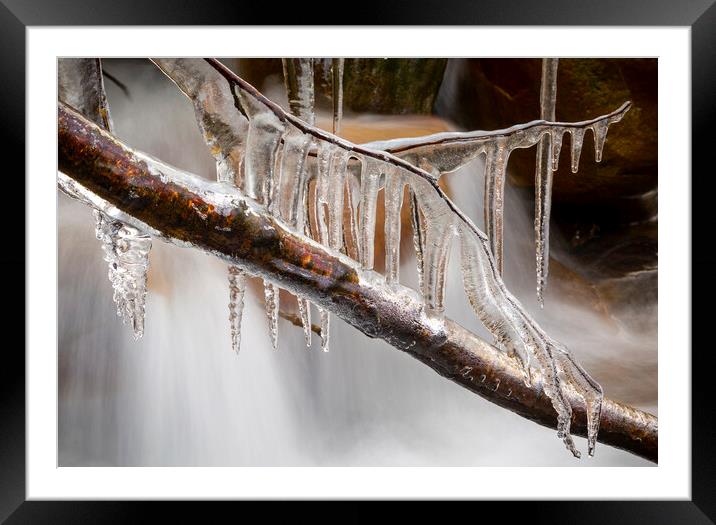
[58,59,656,466]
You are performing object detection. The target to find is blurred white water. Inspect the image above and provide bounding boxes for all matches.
[58,60,656,467]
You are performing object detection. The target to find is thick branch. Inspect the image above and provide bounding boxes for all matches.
[57,102,657,462]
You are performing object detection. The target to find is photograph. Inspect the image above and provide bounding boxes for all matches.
[57,57,657,468]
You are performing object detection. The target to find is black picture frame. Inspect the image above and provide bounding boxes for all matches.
[5,0,713,520]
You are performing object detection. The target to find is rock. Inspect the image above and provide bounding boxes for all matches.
[333,59,447,115]
[235,58,448,116]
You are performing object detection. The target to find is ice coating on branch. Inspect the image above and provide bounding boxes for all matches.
[332,58,345,135]
[188,59,615,455]
[59,58,152,339]
[535,58,559,308]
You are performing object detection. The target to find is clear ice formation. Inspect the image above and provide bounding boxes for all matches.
[198,58,631,456]
[282,57,345,352]
[94,211,152,338]
[282,58,317,349]
[282,58,316,125]
[332,58,345,135]
[146,58,630,456]
[152,58,252,352]
[59,58,152,339]
[535,58,559,308]
[227,266,246,353]
[362,99,629,290]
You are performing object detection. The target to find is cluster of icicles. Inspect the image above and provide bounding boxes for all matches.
[61,57,632,458]
[151,58,630,458]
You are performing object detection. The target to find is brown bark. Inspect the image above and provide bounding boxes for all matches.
[58,102,657,463]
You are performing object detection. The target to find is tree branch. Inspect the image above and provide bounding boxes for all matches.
[57,101,657,463]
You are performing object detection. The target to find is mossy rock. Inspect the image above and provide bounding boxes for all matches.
[235,58,448,116]
[338,58,448,115]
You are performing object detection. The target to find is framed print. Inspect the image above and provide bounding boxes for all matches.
[6,0,714,520]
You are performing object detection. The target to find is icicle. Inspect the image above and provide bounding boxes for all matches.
[281,61,318,348]
[422,219,455,314]
[59,58,152,339]
[550,129,563,171]
[241,109,285,204]
[359,158,383,269]
[570,128,585,173]
[94,211,151,339]
[313,145,332,351]
[264,283,280,350]
[319,309,330,352]
[315,142,335,247]
[282,58,315,125]
[314,145,349,352]
[483,141,510,274]
[228,266,247,353]
[343,173,362,261]
[409,189,426,292]
[591,120,609,162]
[278,127,312,231]
[384,170,405,285]
[535,57,559,308]
[551,342,604,456]
[236,86,288,350]
[328,153,349,251]
[410,177,457,313]
[297,299,312,349]
[332,58,345,135]
[277,128,315,349]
